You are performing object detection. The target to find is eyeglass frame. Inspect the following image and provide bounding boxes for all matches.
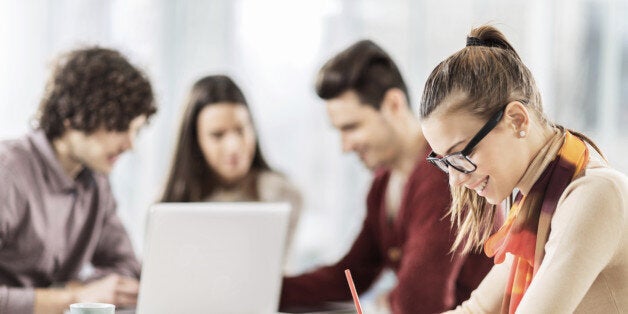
[427,105,506,174]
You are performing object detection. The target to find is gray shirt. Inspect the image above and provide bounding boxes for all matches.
[0,130,140,314]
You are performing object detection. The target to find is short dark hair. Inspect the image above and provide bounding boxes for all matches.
[37,47,157,140]
[315,39,409,109]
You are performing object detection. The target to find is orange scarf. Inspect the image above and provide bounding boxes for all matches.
[484,131,589,313]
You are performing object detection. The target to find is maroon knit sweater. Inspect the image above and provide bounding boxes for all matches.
[280,151,494,313]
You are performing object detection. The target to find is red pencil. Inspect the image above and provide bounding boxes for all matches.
[344,269,363,314]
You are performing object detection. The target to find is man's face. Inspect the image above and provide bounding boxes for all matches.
[326,90,400,171]
[65,115,147,174]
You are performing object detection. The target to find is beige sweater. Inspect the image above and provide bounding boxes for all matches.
[451,144,628,313]
[204,170,302,259]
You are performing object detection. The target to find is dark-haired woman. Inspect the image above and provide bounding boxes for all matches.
[161,75,302,260]
[419,25,627,313]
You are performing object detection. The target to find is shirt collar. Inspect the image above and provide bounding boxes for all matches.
[28,130,91,192]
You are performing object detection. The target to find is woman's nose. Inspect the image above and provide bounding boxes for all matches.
[223,132,243,152]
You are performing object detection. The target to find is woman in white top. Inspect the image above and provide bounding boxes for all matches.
[418,25,627,313]
[161,75,302,257]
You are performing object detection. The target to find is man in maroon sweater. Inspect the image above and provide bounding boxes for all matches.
[279,40,495,313]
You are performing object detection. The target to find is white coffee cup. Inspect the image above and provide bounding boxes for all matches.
[69,303,115,314]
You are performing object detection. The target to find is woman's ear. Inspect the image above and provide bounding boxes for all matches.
[504,101,529,138]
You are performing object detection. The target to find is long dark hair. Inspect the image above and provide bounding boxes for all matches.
[160,75,271,202]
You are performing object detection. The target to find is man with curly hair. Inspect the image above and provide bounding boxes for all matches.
[0,47,157,313]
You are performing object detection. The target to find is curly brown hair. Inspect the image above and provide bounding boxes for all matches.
[37,47,157,140]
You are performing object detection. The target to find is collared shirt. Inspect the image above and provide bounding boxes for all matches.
[0,130,140,314]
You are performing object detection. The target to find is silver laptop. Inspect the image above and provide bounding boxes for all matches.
[136,202,290,314]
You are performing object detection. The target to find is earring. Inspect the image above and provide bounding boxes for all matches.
[519,130,526,138]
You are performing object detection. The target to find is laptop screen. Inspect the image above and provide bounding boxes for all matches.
[136,202,290,314]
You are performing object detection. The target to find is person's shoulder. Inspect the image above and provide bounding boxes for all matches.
[410,157,449,194]
[257,170,300,200]
[257,170,291,188]
[562,162,628,216]
[571,162,628,196]
[419,157,448,178]
[0,134,36,176]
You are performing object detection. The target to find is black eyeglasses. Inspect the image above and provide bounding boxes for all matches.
[427,106,506,174]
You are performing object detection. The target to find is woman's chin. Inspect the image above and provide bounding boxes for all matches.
[484,197,501,205]
[482,191,511,206]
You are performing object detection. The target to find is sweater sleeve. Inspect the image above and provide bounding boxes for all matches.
[388,165,491,313]
[0,287,34,314]
[0,166,36,314]
[515,171,626,313]
[448,255,510,314]
[390,192,462,312]
[279,182,384,309]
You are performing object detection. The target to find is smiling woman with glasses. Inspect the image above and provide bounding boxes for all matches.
[418,25,628,313]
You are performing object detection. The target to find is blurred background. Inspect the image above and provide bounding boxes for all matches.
[0,0,626,293]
